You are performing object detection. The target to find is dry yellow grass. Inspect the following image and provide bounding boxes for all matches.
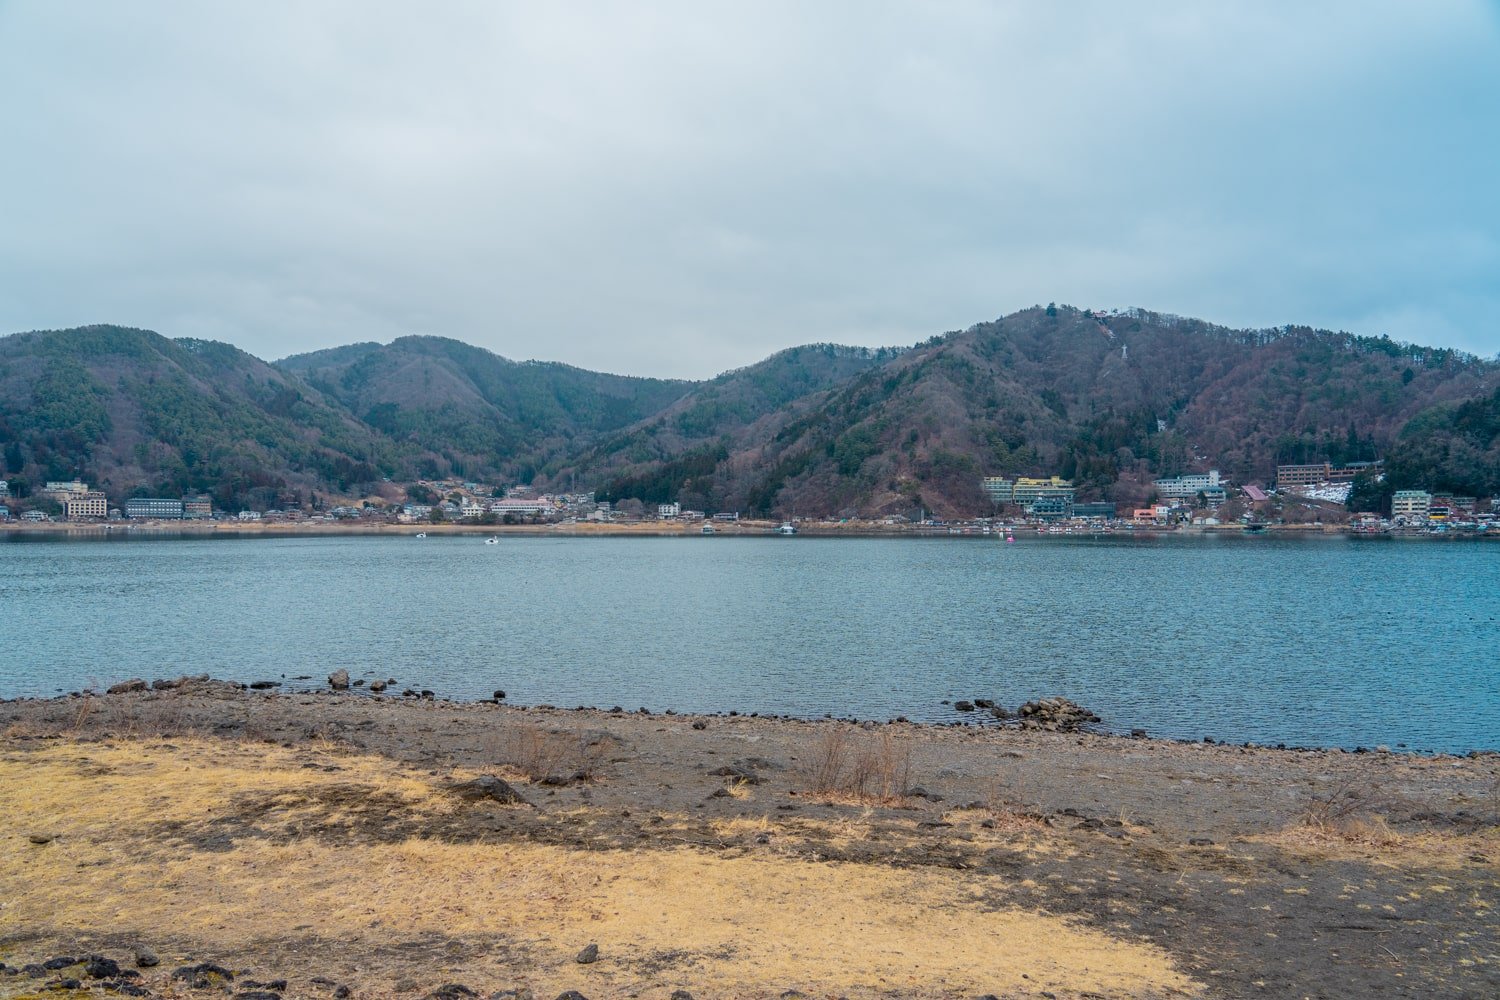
[1257,815,1500,870]
[0,738,1200,998]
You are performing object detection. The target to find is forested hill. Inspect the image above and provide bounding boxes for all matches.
[1,310,1495,515]
[566,306,1498,518]
[0,325,397,509]
[277,335,692,482]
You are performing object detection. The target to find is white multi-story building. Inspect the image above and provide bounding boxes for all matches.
[43,480,89,497]
[1152,470,1221,499]
[1391,490,1432,523]
[658,502,681,519]
[63,491,108,519]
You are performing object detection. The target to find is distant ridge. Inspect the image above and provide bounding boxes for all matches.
[1,308,1495,514]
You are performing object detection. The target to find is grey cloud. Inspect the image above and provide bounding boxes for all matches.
[2,1,1497,377]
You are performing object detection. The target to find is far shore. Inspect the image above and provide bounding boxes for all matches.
[3,518,1492,540]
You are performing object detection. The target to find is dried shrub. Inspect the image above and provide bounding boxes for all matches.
[490,723,611,783]
[1298,779,1399,843]
[807,727,912,804]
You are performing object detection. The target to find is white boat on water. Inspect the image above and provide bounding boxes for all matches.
[778,523,797,535]
[484,536,500,545]
[414,532,427,538]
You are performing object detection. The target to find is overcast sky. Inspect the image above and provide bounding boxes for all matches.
[2,2,1497,378]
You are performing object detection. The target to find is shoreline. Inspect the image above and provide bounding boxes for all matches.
[4,680,1494,757]
[2,681,1495,1000]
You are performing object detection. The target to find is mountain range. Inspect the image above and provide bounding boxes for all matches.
[2,306,1497,516]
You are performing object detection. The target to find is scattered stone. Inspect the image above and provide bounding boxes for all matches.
[22,963,45,978]
[239,992,287,999]
[108,678,148,694]
[42,957,77,971]
[84,955,121,979]
[328,669,350,690]
[249,680,281,689]
[334,987,351,998]
[1131,728,1148,739]
[27,832,55,844]
[554,992,588,1000]
[708,765,760,784]
[905,786,942,802]
[489,989,534,1000]
[973,698,995,709]
[450,775,529,806]
[133,946,159,968]
[691,720,708,730]
[954,700,975,712]
[369,680,388,693]
[52,977,83,990]
[575,943,599,964]
[1189,837,1215,846]
[670,992,694,1000]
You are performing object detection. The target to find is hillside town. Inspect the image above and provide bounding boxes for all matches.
[3,462,1496,536]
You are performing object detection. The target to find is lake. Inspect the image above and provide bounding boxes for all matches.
[2,532,1496,752]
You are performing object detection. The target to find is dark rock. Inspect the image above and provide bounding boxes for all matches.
[954,700,975,712]
[108,678,148,694]
[42,957,77,971]
[240,993,287,999]
[311,977,338,987]
[554,992,589,1000]
[1188,837,1215,846]
[905,786,942,802]
[172,961,235,988]
[575,943,599,964]
[732,756,786,772]
[334,986,351,998]
[328,669,350,690]
[1130,728,1148,738]
[22,963,46,978]
[451,775,530,806]
[708,765,760,784]
[691,720,708,730]
[353,680,366,688]
[426,986,478,1000]
[151,678,181,690]
[973,698,995,709]
[369,680,388,693]
[249,681,281,690]
[493,690,506,700]
[53,977,83,989]
[112,985,151,997]
[267,980,288,991]
[1017,697,1101,733]
[134,945,159,968]
[28,832,55,844]
[421,690,435,699]
[489,990,534,1000]
[670,992,694,1000]
[85,955,121,978]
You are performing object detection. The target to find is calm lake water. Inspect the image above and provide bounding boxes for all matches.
[2,532,1496,752]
